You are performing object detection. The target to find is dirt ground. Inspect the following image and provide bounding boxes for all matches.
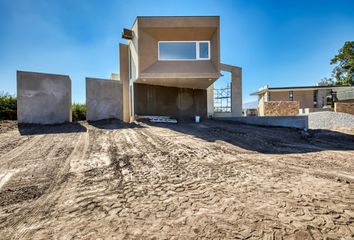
[0,119,353,239]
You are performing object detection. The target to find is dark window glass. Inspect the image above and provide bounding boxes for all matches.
[199,42,209,59]
[313,90,318,107]
[289,91,294,101]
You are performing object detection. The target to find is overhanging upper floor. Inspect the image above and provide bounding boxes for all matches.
[123,16,220,89]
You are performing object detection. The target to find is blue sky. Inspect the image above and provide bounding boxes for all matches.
[0,0,354,103]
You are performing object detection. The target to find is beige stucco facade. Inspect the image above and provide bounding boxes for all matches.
[268,90,314,109]
[127,16,220,89]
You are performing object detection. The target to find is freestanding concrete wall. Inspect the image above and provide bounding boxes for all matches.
[17,71,72,124]
[86,78,123,121]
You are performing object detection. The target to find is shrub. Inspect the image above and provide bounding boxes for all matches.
[72,103,86,121]
[0,92,17,120]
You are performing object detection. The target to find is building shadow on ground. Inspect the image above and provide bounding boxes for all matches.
[144,119,354,154]
[18,122,87,135]
[87,118,144,130]
[18,118,143,135]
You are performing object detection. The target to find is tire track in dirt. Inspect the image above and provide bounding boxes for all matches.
[0,135,44,168]
[4,128,88,239]
[35,126,129,238]
[0,121,353,239]
[133,123,354,239]
[0,133,29,158]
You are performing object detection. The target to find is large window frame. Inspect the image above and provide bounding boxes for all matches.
[158,41,211,61]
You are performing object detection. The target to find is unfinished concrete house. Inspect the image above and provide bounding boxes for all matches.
[16,16,242,124]
[119,16,242,122]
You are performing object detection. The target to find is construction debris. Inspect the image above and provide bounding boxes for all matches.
[136,115,178,123]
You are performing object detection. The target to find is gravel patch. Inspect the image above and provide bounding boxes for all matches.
[308,111,354,129]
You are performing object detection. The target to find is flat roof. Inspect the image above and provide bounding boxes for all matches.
[136,16,220,18]
[131,16,220,29]
[250,85,352,96]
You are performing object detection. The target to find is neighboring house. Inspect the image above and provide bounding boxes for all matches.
[242,101,258,116]
[118,16,242,122]
[251,85,354,116]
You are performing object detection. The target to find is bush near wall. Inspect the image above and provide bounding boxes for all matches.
[0,93,17,120]
[0,95,87,122]
[263,101,299,116]
[335,102,354,115]
[72,103,86,121]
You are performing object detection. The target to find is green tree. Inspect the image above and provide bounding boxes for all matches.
[317,77,335,86]
[330,41,354,86]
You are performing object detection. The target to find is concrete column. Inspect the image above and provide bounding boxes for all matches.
[231,67,242,117]
[119,44,130,123]
[207,84,214,117]
[220,64,242,117]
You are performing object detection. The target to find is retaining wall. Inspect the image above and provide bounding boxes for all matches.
[335,102,354,115]
[17,71,72,124]
[86,78,123,121]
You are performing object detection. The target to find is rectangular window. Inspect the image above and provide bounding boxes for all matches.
[289,91,294,101]
[313,90,318,107]
[158,41,210,61]
[198,41,209,59]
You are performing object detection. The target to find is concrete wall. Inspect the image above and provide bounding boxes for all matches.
[263,101,299,116]
[134,83,207,120]
[217,116,309,129]
[17,71,71,124]
[335,102,354,115]
[86,78,123,121]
